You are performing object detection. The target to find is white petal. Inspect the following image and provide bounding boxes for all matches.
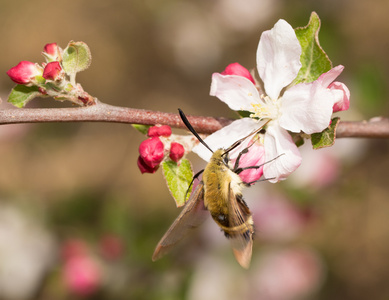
[278,81,334,134]
[257,19,302,100]
[210,73,261,111]
[192,118,261,162]
[263,123,302,183]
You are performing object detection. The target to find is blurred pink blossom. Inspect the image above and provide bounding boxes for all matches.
[100,235,124,261]
[250,247,323,300]
[61,240,102,296]
[252,195,310,242]
[63,255,102,296]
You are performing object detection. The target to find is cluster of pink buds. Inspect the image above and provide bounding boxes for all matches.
[7,43,64,85]
[138,125,186,174]
[6,41,94,107]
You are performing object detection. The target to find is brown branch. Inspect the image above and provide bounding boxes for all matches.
[0,100,231,134]
[335,117,389,138]
[0,100,388,138]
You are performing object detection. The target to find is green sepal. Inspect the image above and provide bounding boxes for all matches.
[132,124,151,135]
[62,41,92,76]
[311,117,340,149]
[35,75,46,84]
[294,12,332,84]
[162,159,193,207]
[7,85,41,108]
[237,110,252,118]
[290,133,305,148]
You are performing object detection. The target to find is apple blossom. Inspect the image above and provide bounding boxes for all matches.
[193,19,350,182]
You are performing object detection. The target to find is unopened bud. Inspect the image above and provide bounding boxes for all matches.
[43,61,63,81]
[43,43,62,62]
[137,156,159,174]
[147,125,172,137]
[6,61,43,84]
[169,142,185,162]
[138,137,164,169]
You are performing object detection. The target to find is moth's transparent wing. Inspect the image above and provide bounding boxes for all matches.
[152,183,207,261]
[227,186,254,269]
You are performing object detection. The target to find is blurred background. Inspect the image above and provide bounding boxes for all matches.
[0,0,388,299]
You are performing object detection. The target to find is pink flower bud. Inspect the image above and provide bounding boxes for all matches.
[221,62,255,84]
[43,43,62,61]
[6,61,43,84]
[137,156,159,174]
[138,137,165,169]
[44,43,58,56]
[43,61,63,80]
[148,125,172,137]
[169,142,185,162]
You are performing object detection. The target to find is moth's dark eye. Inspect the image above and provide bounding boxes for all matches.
[223,155,229,164]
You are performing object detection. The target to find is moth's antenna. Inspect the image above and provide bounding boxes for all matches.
[178,109,214,154]
[223,119,271,157]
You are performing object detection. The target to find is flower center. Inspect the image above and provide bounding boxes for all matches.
[250,95,279,120]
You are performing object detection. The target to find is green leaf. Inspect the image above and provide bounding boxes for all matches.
[311,117,340,149]
[294,12,332,84]
[162,159,193,207]
[132,124,151,135]
[7,85,41,108]
[62,41,92,76]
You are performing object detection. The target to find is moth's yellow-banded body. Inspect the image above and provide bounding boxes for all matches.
[152,110,264,268]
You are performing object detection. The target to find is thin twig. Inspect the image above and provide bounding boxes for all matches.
[0,100,388,138]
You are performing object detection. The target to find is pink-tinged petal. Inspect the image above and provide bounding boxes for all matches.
[314,65,350,112]
[221,62,255,84]
[192,118,261,162]
[210,73,261,111]
[331,81,350,112]
[278,81,334,134]
[257,19,302,100]
[263,123,302,182]
[231,138,265,184]
[316,65,344,87]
